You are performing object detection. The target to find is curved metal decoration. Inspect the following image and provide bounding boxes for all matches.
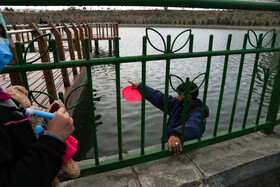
[29,90,56,109]
[169,74,185,95]
[27,83,89,110]
[65,83,89,110]
[24,33,52,64]
[169,73,206,95]
[257,64,280,83]
[146,28,166,53]
[171,29,192,53]
[146,28,192,53]
[247,29,275,48]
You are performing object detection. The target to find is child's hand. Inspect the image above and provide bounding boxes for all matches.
[128,81,138,89]
[167,135,182,155]
[47,107,74,142]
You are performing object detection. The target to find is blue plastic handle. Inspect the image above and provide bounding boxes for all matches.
[25,108,55,119]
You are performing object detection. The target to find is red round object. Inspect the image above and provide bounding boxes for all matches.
[122,85,142,102]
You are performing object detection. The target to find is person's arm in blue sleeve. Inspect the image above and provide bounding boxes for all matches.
[168,111,205,141]
[135,82,177,115]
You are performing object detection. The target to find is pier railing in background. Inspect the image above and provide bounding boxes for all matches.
[4,22,118,105]
[2,27,280,177]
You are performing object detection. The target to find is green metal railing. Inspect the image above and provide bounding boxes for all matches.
[1,0,280,178]
[2,27,280,177]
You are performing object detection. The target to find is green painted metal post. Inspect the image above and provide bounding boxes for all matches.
[189,34,194,53]
[255,68,269,125]
[213,34,232,136]
[114,36,123,160]
[49,39,60,63]
[58,91,64,103]
[198,35,213,139]
[180,78,190,145]
[95,40,99,56]
[85,38,99,165]
[141,36,147,155]
[162,35,171,149]
[15,42,31,102]
[229,34,248,132]
[242,33,263,129]
[87,66,99,165]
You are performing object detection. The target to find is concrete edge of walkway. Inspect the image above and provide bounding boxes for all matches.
[59,125,280,187]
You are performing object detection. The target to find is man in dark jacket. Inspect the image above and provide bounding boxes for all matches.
[129,81,209,155]
[0,13,74,187]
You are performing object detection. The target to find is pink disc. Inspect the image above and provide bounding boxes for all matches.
[122,85,142,102]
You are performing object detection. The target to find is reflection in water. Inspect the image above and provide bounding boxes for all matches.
[73,28,280,161]
[72,89,103,161]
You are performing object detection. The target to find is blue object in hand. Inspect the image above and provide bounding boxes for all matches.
[25,108,55,138]
[25,108,55,119]
[34,125,44,138]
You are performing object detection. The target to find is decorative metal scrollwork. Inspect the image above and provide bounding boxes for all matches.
[169,73,206,95]
[24,33,51,64]
[146,28,192,53]
[247,29,276,48]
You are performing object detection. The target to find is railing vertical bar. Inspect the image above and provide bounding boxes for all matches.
[229,34,248,132]
[15,42,29,94]
[162,35,171,150]
[213,34,232,136]
[84,37,99,164]
[58,91,64,103]
[271,33,277,48]
[198,35,213,140]
[86,66,99,165]
[85,38,91,60]
[255,68,269,125]
[141,36,147,155]
[189,34,194,53]
[180,78,189,145]
[114,36,123,159]
[242,34,263,129]
[49,39,59,63]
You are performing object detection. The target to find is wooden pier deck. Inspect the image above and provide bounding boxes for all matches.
[2,22,119,107]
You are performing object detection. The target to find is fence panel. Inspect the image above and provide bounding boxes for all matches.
[2,27,280,177]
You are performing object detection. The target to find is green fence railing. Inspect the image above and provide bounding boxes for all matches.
[2,27,280,177]
[2,0,280,178]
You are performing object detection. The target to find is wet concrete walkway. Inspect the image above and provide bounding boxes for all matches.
[60,125,280,187]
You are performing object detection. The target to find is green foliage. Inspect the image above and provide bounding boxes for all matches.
[4,7,14,11]
[68,7,76,11]
[192,19,196,25]
[248,20,252,26]
[207,19,214,25]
